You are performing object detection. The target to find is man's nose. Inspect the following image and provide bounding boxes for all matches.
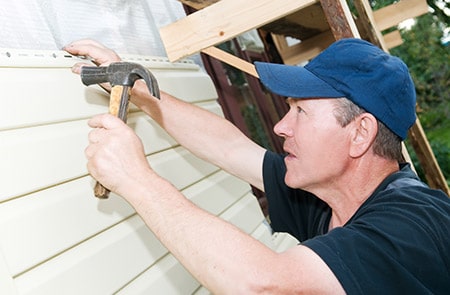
[274,112,293,138]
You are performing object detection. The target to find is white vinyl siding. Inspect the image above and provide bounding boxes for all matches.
[0,49,297,294]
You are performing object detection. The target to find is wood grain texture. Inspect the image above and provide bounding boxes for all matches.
[160,0,316,61]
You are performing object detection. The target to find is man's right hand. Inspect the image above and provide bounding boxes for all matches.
[65,39,266,192]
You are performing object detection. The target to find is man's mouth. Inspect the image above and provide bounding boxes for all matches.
[283,146,296,159]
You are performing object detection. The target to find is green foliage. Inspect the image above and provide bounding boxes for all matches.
[242,104,273,150]
[394,19,450,181]
[407,139,450,185]
[390,14,450,109]
[367,0,450,183]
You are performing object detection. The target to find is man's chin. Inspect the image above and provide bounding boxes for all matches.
[284,176,302,189]
[284,175,314,192]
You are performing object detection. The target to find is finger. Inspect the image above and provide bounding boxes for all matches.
[63,39,108,55]
[64,43,120,66]
[71,62,93,74]
[85,142,96,160]
[88,114,125,130]
[88,127,104,144]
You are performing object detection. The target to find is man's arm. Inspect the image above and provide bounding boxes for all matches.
[86,114,345,294]
[133,84,266,191]
[66,39,266,191]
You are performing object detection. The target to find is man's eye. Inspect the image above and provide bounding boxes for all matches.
[297,106,304,113]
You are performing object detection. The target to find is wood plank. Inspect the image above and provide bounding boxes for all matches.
[353,0,388,51]
[408,119,450,195]
[179,0,219,10]
[261,3,330,40]
[273,30,335,65]
[384,30,403,49]
[348,1,447,194]
[201,46,259,77]
[182,1,330,42]
[160,0,318,61]
[271,0,359,65]
[373,0,429,31]
[319,0,360,39]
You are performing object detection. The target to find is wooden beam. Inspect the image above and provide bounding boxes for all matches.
[183,1,331,43]
[373,0,429,31]
[261,3,329,40]
[354,0,388,51]
[272,29,401,65]
[161,0,317,61]
[384,30,403,49]
[179,0,219,10]
[201,46,259,77]
[408,119,450,195]
[272,31,335,65]
[319,0,360,39]
[356,0,447,194]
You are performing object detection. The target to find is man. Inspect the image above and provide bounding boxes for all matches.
[65,38,450,294]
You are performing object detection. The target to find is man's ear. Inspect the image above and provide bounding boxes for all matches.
[349,113,378,158]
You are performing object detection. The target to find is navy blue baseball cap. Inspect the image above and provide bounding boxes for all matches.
[254,38,416,140]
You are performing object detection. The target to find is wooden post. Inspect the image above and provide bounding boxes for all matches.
[173,0,448,194]
[160,0,316,62]
[351,0,449,194]
[408,119,450,195]
[319,0,360,39]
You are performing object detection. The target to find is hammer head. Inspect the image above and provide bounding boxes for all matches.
[81,62,160,99]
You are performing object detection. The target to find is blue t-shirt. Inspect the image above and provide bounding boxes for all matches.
[263,151,450,294]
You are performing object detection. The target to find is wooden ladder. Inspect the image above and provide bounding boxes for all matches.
[159,0,449,195]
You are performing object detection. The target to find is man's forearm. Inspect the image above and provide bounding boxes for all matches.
[130,81,266,190]
[122,170,275,293]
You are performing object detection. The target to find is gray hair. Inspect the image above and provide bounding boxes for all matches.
[332,97,403,161]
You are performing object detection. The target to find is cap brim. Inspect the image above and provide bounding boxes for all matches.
[255,61,344,99]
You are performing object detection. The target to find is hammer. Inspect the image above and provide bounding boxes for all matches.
[81,62,160,199]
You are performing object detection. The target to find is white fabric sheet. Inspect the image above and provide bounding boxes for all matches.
[0,0,186,56]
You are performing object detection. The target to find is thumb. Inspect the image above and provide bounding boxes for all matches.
[71,62,92,74]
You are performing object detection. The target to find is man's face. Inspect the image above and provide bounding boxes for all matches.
[273,98,351,193]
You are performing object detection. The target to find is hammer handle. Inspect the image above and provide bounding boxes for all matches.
[94,85,131,199]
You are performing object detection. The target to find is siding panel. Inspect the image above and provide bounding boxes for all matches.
[0,49,283,294]
[14,215,167,295]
